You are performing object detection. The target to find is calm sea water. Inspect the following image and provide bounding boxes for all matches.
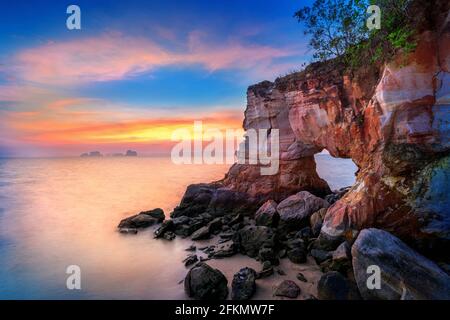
[0,155,356,299]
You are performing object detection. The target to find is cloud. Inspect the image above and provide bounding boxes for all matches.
[10,32,300,85]
[1,96,243,147]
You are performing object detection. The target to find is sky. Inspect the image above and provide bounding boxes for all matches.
[0,0,314,157]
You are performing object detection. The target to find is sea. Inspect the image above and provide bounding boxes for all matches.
[0,154,356,299]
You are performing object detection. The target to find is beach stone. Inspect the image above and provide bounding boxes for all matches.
[255,200,279,227]
[235,226,276,258]
[184,263,228,300]
[191,226,210,240]
[286,238,307,264]
[258,247,279,265]
[212,241,236,258]
[317,271,360,300]
[329,242,352,273]
[352,228,450,300]
[274,280,301,298]
[154,220,174,238]
[310,208,327,236]
[207,217,223,233]
[231,267,256,300]
[277,191,329,231]
[311,249,332,264]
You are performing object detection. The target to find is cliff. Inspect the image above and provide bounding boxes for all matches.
[171,2,449,259]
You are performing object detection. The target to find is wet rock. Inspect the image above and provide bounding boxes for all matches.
[235,226,276,258]
[296,273,307,282]
[255,200,279,227]
[317,271,360,300]
[286,238,307,264]
[231,267,256,300]
[277,191,329,232]
[118,208,165,229]
[258,247,279,266]
[352,228,450,300]
[310,249,332,265]
[154,220,174,238]
[191,226,210,240]
[183,254,198,267]
[184,262,228,300]
[274,280,301,298]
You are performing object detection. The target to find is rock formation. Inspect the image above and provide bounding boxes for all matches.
[171,1,449,260]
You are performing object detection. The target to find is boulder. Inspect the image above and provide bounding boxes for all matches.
[255,200,279,227]
[235,226,276,257]
[118,208,165,229]
[184,263,228,300]
[277,191,329,231]
[274,280,301,298]
[231,267,257,300]
[191,226,210,240]
[310,249,332,265]
[317,271,360,300]
[154,220,174,238]
[352,228,450,300]
[286,238,307,264]
[258,247,279,265]
[329,242,352,273]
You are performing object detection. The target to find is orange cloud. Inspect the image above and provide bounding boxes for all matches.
[2,97,243,147]
[11,32,297,85]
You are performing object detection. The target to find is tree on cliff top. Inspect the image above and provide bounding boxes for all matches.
[295,0,417,68]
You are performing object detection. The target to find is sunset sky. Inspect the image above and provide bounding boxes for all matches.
[0,0,313,157]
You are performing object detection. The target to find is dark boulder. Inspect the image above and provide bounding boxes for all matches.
[352,228,450,300]
[234,226,276,258]
[184,263,228,300]
[317,271,360,300]
[118,208,165,229]
[231,267,257,300]
[274,280,301,298]
[255,200,279,227]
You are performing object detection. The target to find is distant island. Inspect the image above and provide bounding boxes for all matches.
[80,150,138,157]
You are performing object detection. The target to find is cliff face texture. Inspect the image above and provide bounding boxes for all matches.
[220,11,450,251]
[173,4,449,258]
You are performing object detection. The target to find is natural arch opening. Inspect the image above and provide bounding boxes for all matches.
[314,151,358,191]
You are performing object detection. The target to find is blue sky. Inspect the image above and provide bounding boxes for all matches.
[0,0,314,156]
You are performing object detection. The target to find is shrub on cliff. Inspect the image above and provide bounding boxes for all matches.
[294,0,420,69]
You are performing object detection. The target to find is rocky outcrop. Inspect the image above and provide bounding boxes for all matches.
[352,228,450,300]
